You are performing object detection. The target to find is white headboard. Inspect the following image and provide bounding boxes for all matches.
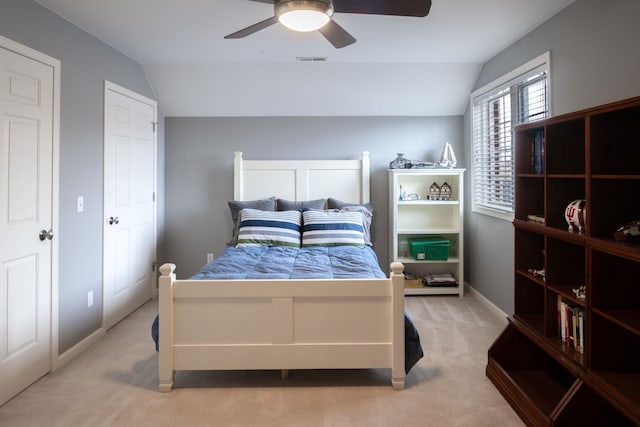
[233,151,370,204]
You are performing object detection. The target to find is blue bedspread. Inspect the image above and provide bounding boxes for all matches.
[152,245,423,373]
[190,245,387,280]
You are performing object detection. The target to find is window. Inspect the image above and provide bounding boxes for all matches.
[471,52,550,221]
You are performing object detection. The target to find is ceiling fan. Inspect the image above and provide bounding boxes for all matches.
[224,0,432,49]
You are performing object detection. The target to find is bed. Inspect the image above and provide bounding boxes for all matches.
[156,151,418,391]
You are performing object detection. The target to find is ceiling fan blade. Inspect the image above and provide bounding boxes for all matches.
[318,20,357,49]
[224,16,279,39]
[333,0,432,17]
[247,0,275,3]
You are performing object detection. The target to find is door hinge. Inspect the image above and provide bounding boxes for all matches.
[151,121,158,132]
[152,261,157,272]
[152,192,156,202]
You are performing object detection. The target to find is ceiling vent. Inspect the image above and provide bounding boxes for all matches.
[296,56,328,62]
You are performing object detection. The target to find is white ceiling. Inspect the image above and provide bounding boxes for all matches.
[35,0,575,116]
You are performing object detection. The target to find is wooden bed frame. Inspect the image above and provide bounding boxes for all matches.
[158,151,406,391]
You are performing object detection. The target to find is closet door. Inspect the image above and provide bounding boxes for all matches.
[0,41,56,406]
[103,82,157,330]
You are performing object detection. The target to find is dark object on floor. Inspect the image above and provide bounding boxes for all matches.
[151,315,159,352]
[404,313,424,373]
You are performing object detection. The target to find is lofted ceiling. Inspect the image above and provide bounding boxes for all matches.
[34,0,575,116]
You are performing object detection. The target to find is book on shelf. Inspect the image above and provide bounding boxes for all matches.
[532,130,544,174]
[425,272,457,287]
[560,299,567,343]
[571,307,578,350]
[557,295,563,338]
[527,214,545,224]
[578,310,584,354]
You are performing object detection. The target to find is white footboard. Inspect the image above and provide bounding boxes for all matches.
[158,262,405,391]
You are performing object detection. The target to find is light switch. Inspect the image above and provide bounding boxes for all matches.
[77,196,84,212]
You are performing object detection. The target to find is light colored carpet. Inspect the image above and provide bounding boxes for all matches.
[0,293,523,427]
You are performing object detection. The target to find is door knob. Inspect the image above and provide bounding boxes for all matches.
[39,229,54,241]
[108,216,120,225]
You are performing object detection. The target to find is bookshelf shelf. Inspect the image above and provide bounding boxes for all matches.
[487,96,640,426]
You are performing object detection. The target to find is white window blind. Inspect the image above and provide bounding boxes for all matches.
[471,53,550,221]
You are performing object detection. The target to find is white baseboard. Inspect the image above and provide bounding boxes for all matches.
[464,283,508,325]
[52,327,106,372]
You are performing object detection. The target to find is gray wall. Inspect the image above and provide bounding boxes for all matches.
[0,0,163,353]
[464,0,640,314]
[164,117,463,278]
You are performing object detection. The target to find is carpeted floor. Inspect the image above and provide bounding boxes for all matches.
[0,293,523,427]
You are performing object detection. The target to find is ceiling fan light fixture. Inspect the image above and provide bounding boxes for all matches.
[276,1,333,32]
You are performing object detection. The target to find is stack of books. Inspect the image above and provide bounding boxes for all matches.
[558,296,585,354]
[425,272,457,287]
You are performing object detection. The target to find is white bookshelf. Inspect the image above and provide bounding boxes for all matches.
[388,168,465,296]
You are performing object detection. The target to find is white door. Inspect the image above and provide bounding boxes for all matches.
[0,43,55,405]
[103,82,156,330]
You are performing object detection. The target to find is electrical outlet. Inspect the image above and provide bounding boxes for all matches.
[87,290,93,307]
[207,253,214,263]
[77,196,84,212]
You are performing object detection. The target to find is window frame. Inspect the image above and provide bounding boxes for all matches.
[470,51,552,221]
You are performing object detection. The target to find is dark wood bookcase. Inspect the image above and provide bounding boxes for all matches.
[486,96,640,426]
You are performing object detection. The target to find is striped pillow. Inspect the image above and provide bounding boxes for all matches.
[237,208,302,248]
[302,210,365,248]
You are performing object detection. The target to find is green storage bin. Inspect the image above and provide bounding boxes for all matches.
[408,237,450,261]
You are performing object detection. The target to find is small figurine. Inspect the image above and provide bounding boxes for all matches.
[428,182,441,200]
[528,268,546,281]
[572,285,586,300]
[390,153,410,169]
[614,219,640,241]
[439,142,457,168]
[440,182,452,200]
[399,185,406,200]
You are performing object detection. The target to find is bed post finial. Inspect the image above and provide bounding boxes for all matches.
[234,152,243,200]
[361,151,370,204]
[390,262,404,276]
[159,263,176,276]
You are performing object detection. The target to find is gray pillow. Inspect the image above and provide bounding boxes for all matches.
[327,198,373,212]
[277,198,326,211]
[227,196,276,245]
[327,198,374,246]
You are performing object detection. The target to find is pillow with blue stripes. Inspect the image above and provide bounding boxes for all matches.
[301,210,365,248]
[237,208,302,248]
[227,197,276,245]
[327,198,374,246]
